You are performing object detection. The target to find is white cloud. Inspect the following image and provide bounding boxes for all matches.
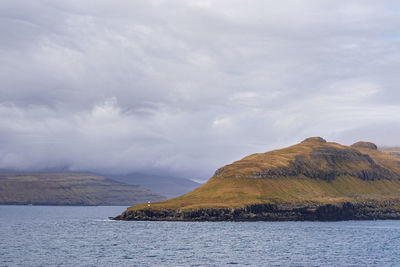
[1,0,400,181]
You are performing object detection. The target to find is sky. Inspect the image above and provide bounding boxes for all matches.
[1,0,400,181]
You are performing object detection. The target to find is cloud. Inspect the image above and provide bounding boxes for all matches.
[1,0,400,180]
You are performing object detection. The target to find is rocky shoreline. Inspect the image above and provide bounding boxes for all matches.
[113,201,400,221]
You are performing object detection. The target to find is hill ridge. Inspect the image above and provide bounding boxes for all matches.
[114,137,400,221]
[0,173,166,205]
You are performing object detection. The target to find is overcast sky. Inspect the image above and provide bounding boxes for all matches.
[1,0,400,181]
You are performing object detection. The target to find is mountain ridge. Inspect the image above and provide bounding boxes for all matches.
[103,173,201,198]
[114,137,400,221]
[0,169,200,199]
[0,173,166,205]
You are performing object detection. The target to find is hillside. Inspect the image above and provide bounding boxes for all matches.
[103,173,201,198]
[380,147,400,159]
[0,173,165,205]
[114,137,400,221]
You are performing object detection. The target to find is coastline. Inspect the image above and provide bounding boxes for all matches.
[113,200,400,222]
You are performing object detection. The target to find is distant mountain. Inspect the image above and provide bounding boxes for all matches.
[0,168,201,200]
[380,147,400,159]
[103,173,202,198]
[0,173,165,205]
[115,137,400,221]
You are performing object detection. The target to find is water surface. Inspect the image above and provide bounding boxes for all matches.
[1,205,400,266]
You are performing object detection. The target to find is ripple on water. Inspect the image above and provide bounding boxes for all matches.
[1,206,400,266]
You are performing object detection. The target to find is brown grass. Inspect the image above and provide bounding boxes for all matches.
[128,139,400,211]
[128,175,400,211]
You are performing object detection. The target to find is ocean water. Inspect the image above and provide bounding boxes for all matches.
[1,206,400,266]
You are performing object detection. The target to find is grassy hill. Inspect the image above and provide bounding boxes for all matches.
[0,173,165,205]
[115,137,400,221]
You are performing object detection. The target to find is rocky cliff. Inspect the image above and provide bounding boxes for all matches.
[114,201,400,221]
[114,137,400,221]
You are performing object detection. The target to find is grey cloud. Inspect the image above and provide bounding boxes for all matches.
[1,0,400,181]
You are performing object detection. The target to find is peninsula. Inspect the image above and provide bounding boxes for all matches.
[114,137,400,221]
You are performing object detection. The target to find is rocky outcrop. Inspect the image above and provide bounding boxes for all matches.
[302,137,327,143]
[351,141,378,150]
[214,138,400,181]
[113,201,400,221]
[251,146,394,181]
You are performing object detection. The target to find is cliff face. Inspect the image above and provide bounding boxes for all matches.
[114,137,400,221]
[114,201,400,221]
[214,137,400,181]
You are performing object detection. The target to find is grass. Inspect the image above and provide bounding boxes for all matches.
[127,138,400,211]
[128,175,400,211]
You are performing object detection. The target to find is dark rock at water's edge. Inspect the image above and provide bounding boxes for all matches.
[113,201,400,221]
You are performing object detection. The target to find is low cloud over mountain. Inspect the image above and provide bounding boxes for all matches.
[1,1,400,181]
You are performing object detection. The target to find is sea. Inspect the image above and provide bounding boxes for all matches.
[1,206,400,266]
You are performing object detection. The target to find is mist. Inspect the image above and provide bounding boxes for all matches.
[1,0,400,181]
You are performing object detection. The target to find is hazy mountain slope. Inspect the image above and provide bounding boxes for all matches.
[104,173,201,198]
[380,147,400,159]
[0,173,165,205]
[115,137,400,221]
